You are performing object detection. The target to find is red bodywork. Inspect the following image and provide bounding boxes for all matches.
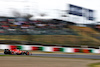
[11,49,24,54]
[4,48,31,55]
[9,48,30,55]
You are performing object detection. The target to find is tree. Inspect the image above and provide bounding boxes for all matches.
[23,13,33,18]
[12,9,33,19]
[12,9,22,17]
[39,13,47,17]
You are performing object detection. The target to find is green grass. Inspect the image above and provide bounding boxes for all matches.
[0,26,100,46]
[89,63,100,67]
[0,35,100,46]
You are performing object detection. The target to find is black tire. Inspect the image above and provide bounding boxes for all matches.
[4,49,11,54]
[25,51,29,55]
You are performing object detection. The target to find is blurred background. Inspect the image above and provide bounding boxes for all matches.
[0,0,99,48]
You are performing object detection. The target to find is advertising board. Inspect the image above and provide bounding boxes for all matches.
[69,4,82,16]
[68,4,95,24]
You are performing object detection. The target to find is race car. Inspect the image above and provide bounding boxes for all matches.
[4,48,31,55]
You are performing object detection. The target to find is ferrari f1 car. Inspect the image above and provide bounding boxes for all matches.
[4,48,31,55]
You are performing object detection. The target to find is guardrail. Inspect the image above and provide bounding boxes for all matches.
[0,44,100,53]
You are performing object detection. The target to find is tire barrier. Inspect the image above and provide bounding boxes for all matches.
[0,44,100,53]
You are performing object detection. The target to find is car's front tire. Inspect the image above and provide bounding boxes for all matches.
[25,51,29,55]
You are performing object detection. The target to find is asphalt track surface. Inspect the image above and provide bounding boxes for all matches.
[0,53,100,59]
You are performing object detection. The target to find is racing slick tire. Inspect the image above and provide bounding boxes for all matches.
[4,49,11,54]
[25,51,29,55]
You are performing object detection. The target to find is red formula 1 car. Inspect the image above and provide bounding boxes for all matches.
[4,48,31,55]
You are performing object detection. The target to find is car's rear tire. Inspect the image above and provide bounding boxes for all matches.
[4,49,11,54]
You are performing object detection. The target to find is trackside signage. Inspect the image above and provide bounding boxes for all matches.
[68,4,95,24]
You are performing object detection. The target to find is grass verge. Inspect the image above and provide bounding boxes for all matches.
[89,63,100,67]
